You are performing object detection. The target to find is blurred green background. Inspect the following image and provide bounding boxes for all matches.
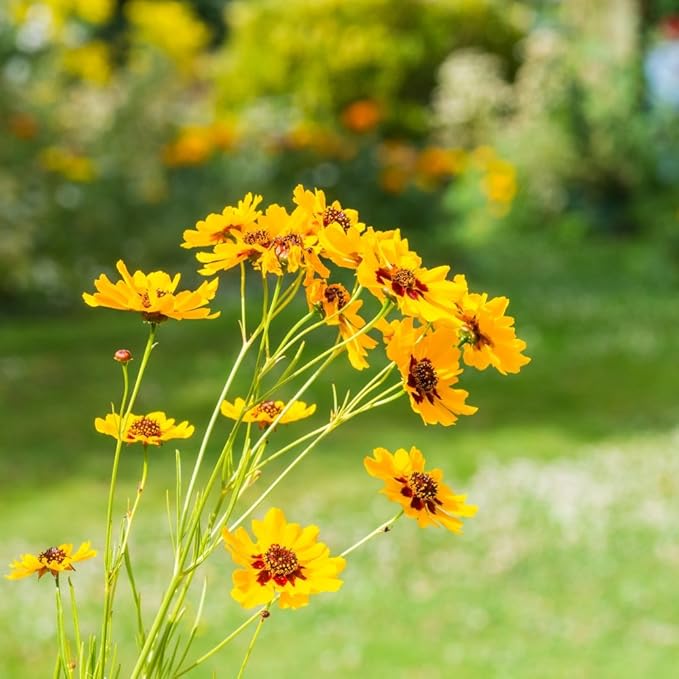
[2,0,679,677]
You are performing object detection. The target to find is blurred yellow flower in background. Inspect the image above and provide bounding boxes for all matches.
[39,146,96,182]
[62,41,112,85]
[126,0,210,70]
[222,508,345,609]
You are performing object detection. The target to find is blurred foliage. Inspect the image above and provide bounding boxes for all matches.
[214,0,523,136]
[439,0,679,249]
[0,0,677,309]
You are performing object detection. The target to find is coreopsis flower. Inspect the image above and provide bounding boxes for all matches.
[220,398,316,429]
[181,193,263,248]
[306,278,377,370]
[196,204,328,279]
[6,542,96,580]
[448,274,530,375]
[357,229,464,322]
[292,184,363,234]
[95,411,195,446]
[364,447,477,532]
[293,184,367,270]
[386,318,477,426]
[83,260,219,322]
[222,508,345,609]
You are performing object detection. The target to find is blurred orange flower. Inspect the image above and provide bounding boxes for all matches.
[341,99,381,134]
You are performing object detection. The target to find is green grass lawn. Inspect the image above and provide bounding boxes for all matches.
[2,236,679,677]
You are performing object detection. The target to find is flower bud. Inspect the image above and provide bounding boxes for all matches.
[113,349,133,363]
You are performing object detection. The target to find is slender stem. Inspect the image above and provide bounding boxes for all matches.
[178,327,260,537]
[340,511,404,557]
[67,578,82,677]
[54,576,72,678]
[116,447,149,559]
[236,605,271,679]
[123,547,145,648]
[98,325,156,677]
[239,262,247,343]
[174,608,265,677]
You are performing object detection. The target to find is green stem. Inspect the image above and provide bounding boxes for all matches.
[98,325,156,677]
[178,327,261,539]
[55,576,72,678]
[236,604,271,679]
[123,547,145,648]
[67,578,82,677]
[173,607,265,677]
[340,511,404,557]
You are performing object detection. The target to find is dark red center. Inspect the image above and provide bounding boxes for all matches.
[407,356,439,405]
[324,283,349,309]
[395,471,443,513]
[251,543,306,587]
[376,266,428,300]
[39,547,66,564]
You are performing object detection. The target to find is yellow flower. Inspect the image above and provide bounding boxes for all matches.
[197,203,328,279]
[126,0,209,70]
[386,318,477,426]
[162,126,214,167]
[447,274,530,375]
[357,229,464,323]
[39,146,96,183]
[293,185,366,270]
[305,278,377,370]
[292,184,363,235]
[364,447,477,532]
[182,193,263,248]
[6,542,96,580]
[62,41,112,85]
[220,398,316,430]
[222,508,345,609]
[82,260,220,322]
[95,411,195,446]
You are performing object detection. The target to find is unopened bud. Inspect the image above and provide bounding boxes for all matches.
[114,349,133,363]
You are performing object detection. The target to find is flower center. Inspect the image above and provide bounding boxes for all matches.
[460,316,491,349]
[243,229,271,248]
[264,544,299,578]
[407,356,439,404]
[128,416,162,439]
[324,283,349,309]
[323,207,351,231]
[376,266,428,300]
[409,471,438,500]
[251,544,306,587]
[254,400,282,419]
[396,471,443,513]
[39,547,66,565]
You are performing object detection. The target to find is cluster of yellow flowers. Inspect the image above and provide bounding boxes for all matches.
[8,185,529,622]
